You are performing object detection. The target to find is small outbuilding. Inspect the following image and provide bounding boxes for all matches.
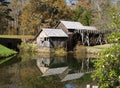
[36,28,68,48]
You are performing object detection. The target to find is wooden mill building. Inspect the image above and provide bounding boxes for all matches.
[36,28,68,48]
[55,20,105,50]
[35,20,106,51]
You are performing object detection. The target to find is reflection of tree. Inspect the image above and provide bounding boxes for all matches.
[81,59,84,71]
[81,58,94,72]
[74,45,86,59]
[19,58,65,88]
[49,56,67,68]
[67,53,81,72]
[18,52,36,62]
[86,58,90,69]
[0,58,23,88]
[19,59,41,88]
[67,53,94,73]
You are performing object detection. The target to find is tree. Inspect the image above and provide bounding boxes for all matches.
[110,6,120,30]
[92,44,120,88]
[71,0,93,26]
[92,4,120,88]
[72,6,92,26]
[20,0,72,35]
[0,0,13,34]
[9,0,23,34]
[91,0,112,30]
[108,32,120,43]
[77,0,92,8]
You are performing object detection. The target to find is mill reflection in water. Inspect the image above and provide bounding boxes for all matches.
[35,53,95,82]
[0,53,96,88]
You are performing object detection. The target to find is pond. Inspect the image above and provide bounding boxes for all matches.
[0,52,98,88]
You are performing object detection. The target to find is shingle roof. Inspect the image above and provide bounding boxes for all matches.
[60,20,83,29]
[60,20,98,31]
[79,26,97,30]
[42,28,68,37]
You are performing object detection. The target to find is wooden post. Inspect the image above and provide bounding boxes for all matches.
[86,84,91,88]
[81,32,84,45]
[86,58,90,70]
[98,34,102,45]
[86,33,90,46]
[81,60,84,71]
[92,85,98,88]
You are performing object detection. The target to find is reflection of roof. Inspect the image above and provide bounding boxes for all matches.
[42,67,68,76]
[60,20,83,29]
[61,73,84,82]
[37,58,50,73]
[37,58,50,67]
[42,28,68,37]
[39,67,49,74]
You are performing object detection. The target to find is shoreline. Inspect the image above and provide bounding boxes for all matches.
[86,44,112,54]
[20,44,112,58]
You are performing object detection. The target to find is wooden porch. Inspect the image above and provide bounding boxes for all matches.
[67,29,106,50]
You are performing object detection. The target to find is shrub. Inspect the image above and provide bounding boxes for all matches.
[18,42,37,52]
[54,47,67,56]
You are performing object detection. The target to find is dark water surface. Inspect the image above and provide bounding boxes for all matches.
[0,52,97,88]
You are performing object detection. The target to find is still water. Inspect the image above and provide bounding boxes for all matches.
[0,52,97,88]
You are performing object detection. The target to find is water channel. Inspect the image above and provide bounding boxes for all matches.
[0,52,98,88]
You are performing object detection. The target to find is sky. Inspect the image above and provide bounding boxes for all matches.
[66,0,78,5]
[111,0,120,2]
[2,0,120,4]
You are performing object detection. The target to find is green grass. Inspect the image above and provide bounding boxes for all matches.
[0,35,34,39]
[93,44,112,49]
[0,44,17,57]
[86,44,113,54]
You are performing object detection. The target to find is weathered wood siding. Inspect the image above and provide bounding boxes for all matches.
[55,23,68,34]
[37,31,50,47]
[56,23,76,34]
[49,37,67,48]
[37,30,67,48]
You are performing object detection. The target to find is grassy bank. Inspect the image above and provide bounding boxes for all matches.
[86,44,112,54]
[0,35,34,39]
[0,44,17,58]
[0,44,17,65]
